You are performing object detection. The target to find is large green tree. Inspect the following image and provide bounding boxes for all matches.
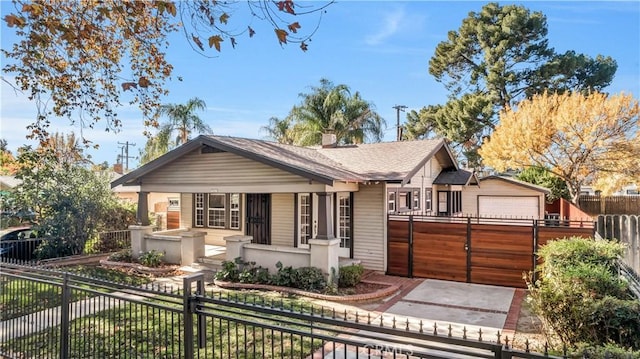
[2,1,332,144]
[10,143,135,258]
[139,97,211,164]
[265,79,385,146]
[405,2,617,166]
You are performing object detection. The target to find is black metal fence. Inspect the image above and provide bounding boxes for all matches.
[1,262,573,359]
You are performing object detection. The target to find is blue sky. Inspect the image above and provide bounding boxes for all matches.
[1,1,639,169]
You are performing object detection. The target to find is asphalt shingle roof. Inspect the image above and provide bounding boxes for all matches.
[433,169,475,185]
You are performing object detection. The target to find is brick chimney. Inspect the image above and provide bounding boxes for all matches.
[321,133,337,148]
[113,163,123,174]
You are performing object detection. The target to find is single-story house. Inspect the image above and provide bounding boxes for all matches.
[111,134,548,274]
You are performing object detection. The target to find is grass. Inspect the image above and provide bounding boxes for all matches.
[0,265,153,321]
[3,290,327,359]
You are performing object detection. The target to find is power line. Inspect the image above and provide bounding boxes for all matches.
[392,105,407,141]
[117,141,136,171]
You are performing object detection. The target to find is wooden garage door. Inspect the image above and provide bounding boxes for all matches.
[478,196,539,219]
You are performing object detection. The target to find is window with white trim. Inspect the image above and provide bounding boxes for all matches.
[195,193,205,227]
[338,194,351,249]
[230,193,240,230]
[424,188,432,212]
[387,188,420,213]
[208,194,226,228]
[193,193,242,230]
[299,194,311,246]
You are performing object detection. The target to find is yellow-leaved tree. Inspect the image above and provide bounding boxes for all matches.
[479,91,639,204]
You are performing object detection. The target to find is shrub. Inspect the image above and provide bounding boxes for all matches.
[339,264,364,288]
[107,249,133,262]
[527,237,640,349]
[238,261,270,284]
[291,267,326,292]
[138,250,164,268]
[215,259,241,282]
[271,261,296,287]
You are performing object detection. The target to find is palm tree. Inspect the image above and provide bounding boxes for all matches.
[260,116,297,144]
[288,79,385,146]
[158,97,211,145]
[139,97,211,164]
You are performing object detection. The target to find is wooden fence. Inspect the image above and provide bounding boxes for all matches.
[596,214,640,276]
[579,195,640,215]
[388,215,595,288]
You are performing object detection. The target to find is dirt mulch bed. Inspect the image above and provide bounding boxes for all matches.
[213,279,399,302]
[100,259,182,277]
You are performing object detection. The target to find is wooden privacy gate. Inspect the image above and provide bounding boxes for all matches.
[387,215,595,288]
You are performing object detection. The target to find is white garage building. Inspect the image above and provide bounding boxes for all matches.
[462,176,550,219]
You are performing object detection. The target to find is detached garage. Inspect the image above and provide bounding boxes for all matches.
[462,176,549,219]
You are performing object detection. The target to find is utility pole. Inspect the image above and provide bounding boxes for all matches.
[393,105,407,141]
[117,141,136,171]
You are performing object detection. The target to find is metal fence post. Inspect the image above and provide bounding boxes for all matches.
[408,215,413,278]
[59,273,71,359]
[183,273,205,359]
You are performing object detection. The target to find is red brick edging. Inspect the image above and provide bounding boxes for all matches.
[213,280,400,302]
[503,288,526,335]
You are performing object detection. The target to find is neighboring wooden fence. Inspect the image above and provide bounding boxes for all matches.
[596,214,640,276]
[579,195,640,215]
[388,215,595,288]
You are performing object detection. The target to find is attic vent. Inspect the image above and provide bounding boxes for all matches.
[201,145,225,154]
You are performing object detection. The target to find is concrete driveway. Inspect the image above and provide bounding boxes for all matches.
[366,277,524,341]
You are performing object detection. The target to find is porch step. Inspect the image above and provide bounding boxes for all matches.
[198,255,225,267]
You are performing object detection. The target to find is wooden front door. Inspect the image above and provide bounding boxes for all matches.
[246,194,271,245]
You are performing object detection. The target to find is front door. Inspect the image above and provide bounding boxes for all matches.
[246,194,271,245]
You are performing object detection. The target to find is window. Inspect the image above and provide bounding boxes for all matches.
[437,190,462,216]
[424,188,432,211]
[230,193,240,229]
[168,197,180,210]
[338,194,351,249]
[194,193,205,227]
[299,194,311,246]
[193,193,241,230]
[387,191,396,212]
[388,188,420,213]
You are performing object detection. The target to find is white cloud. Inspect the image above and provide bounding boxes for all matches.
[365,8,406,46]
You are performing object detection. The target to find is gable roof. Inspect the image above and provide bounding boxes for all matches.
[112,135,457,188]
[0,176,21,189]
[480,176,551,194]
[433,169,478,186]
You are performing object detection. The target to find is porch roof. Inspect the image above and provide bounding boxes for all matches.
[433,169,479,186]
[111,135,457,188]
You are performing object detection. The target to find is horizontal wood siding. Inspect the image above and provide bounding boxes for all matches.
[387,220,409,276]
[354,183,385,271]
[412,222,467,282]
[141,149,311,186]
[271,193,294,247]
[180,193,192,228]
[470,224,533,288]
[538,226,594,248]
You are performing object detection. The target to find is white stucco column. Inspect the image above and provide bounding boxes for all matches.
[180,231,206,266]
[224,235,253,262]
[129,225,153,259]
[309,238,341,281]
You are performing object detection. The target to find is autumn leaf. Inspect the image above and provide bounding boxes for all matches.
[192,34,204,51]
[287,22,301,34]
[165,2,177,17]
[275,29,288,45]
[4,14,26,28]
[248,26,255,38]
[219,13,229,25]
[300,41,308,52]
[121,82,137,91]
[208,35,223,52]
[277,0,295,15]
[138,77,150,88]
